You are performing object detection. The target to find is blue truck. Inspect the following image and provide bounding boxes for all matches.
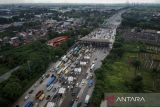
[88,80,93,87]
[24,101,33,107]
[47,76,56,87]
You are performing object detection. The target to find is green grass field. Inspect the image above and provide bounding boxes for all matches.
[104,43,158,93]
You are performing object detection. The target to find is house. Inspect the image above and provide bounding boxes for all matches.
[10,36,20,47]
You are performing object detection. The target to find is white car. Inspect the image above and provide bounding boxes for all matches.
[81,80,85,86]
[34,83,38,87]
[76,83,79,87]
[92,61,95,64]
[42,75,45,80]
[34,103,39,107]
[86,75,90,80]
[24,95,29,100]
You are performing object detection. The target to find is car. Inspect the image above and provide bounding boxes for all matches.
[81,80,85,86]
[28,90,34,94]
[33,102,39,107]
[71,92,76,96]
[46,95,51,100]
[70,85,74,90]
[50,68,55,72]
[75,97,79,101]
[42,75,45,80]
[39,80,43,84]
[52,88,57,92]
[34,83,38,87]
[70,99,74,106]
[24,95,29,100]
[51,74,55,77]
[76,83,79,87]
[90,74,93,79]
[45,74,50,78]
[86,75,90,80]
[92,61,95,64]
[52,94,58,99]
[67,86,70,89]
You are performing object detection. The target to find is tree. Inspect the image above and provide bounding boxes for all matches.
[151,68,160,89]
[3,81,22,101]
[131,59,141,75]
[54,47,65,57]
[113,48,125,58]
[67,38,75,47]
[113,42,123,48]
[60,42,68,51]
[13,66,28,81]
[139,43,146,52]
[132,59,141,69]
[131,75,144,92]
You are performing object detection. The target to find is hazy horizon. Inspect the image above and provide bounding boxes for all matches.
[0,0,160,4]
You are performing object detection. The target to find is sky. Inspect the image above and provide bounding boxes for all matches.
[0,0,159,4]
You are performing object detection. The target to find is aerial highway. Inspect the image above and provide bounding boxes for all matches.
[14,10,125,107]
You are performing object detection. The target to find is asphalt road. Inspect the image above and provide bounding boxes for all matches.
[72,10,125,107]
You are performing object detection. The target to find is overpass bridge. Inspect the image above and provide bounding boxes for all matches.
[78,37,112,47]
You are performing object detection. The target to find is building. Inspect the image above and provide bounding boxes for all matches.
[47,36,69,47]
[10,37,20,47]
